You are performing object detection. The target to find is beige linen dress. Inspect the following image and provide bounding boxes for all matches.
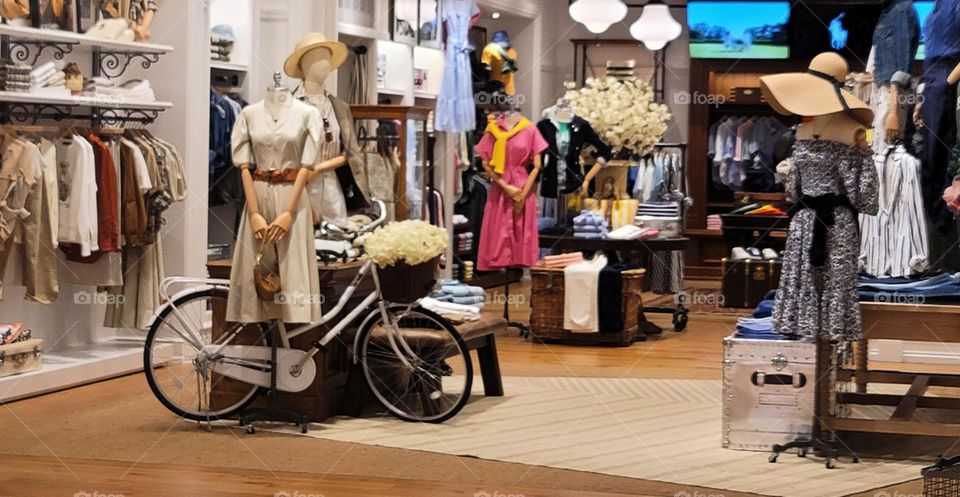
[226,99,323,324]
[303,93,349,227]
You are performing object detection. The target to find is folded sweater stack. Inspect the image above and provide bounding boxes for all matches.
[573,210,608,239]
[540,252,584,268]
[607,225,659,241]
[1,62,32,93]
[85,78,157,102]
[29,61,67,96]
[431,279,486,307]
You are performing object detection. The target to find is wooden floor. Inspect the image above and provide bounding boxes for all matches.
[0,281,928,497]
[0,454,650,497]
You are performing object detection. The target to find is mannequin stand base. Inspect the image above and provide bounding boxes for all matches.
[769,437,860,469]
[237,321,310,435]
[239,399,310,435]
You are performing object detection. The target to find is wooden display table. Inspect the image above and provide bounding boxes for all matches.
[825,302,960,437]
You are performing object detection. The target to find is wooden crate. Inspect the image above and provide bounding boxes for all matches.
[529,266,646,346]
[207,260,375,422]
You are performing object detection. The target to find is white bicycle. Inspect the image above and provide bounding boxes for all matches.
[143,201,472,424]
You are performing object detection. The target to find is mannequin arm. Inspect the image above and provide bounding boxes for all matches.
[240,166,268,241]
[134,9,155,41]
[308,154,347,181]
[949,62,960,85]
[884,84,901,143]
[579,159,605,194]
[521,155,542,199]
[264,167,311,243]
[482,159,522,201]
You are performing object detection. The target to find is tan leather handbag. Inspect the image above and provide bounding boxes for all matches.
[253,243,281,302]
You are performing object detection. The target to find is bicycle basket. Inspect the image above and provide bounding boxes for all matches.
[377,256,440,304]
[924,456,960,497]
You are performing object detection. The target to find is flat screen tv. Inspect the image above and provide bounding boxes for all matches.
[790,5,882,62]
[688,1,790,59]
[915,1,934,60]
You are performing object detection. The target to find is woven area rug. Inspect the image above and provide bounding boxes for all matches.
[270,377,925,497]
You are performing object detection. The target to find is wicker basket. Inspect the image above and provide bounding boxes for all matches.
[377,256,441,304]
[924,457,960,497]
[529,265,646,346]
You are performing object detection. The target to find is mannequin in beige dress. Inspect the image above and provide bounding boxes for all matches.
[239,83,312,244]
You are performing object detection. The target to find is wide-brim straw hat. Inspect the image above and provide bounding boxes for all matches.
[760,52,873,127]
[283,33,349,79]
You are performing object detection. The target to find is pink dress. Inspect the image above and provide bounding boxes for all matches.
[474,118,548,271]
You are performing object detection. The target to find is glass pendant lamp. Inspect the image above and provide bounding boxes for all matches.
[629,1,682,50]
[569,0,629,34]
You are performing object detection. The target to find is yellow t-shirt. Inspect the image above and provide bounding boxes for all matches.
[481,43,518,96]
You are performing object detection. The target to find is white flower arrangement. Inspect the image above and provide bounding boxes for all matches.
[562,77,672,156]
[363,220,449,268]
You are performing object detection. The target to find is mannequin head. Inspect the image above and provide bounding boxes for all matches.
[283,33,348,94]
[492,30,511,48]
[300,47,334,92]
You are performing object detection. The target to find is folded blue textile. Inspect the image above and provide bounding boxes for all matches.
[574,232,605,239]
[451,295,485,305]
[574,225,604,234]
[753,299,775,318]
[734,329,797,340]
[441,284,485,297]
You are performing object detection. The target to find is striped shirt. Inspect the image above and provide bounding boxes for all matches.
[859,145,928,277]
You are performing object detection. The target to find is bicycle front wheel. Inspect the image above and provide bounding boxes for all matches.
[357,306,473,423]
[144,287,267,422]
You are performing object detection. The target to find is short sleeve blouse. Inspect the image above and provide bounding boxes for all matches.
[231,99,322,171]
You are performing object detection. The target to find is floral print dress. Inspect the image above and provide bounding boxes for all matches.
[773,140,879,341]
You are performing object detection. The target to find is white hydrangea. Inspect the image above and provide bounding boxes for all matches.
[363,220,449,267]
[563,77,671,156]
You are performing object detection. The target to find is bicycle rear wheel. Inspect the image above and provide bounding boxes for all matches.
[144,287,267,421]
[357,306,473,423]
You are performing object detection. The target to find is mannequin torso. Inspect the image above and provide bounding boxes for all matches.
[796,113,867,148]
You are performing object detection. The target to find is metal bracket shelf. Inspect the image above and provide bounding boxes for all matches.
[0,102,163,126]
[95,49,163,79]
[6,39,77,66]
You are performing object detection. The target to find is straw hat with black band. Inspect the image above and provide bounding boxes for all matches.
[283,33,349,79]
[760,52,873,128]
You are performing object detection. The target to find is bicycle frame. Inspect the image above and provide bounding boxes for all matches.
[158,257,420,377]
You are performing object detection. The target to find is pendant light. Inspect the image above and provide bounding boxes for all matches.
[629,1,682,51]
[569,0,628,34]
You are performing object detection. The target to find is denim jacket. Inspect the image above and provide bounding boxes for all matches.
[872,0,919,84]
[923,0,960,61]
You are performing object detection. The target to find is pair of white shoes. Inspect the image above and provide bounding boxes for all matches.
[731,247,779,261]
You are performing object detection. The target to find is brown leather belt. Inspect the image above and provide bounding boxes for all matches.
[251,168,300,184]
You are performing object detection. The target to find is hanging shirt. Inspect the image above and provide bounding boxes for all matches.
[38,139,58,248]
[555,121,571,192]
[57,135,98,257]
[860,145,928,278]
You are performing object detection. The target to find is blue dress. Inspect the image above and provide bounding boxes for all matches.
[435,0,477,132]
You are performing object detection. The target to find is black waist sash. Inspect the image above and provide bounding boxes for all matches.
[787,193,858,268]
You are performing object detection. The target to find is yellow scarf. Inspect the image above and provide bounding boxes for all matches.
[485,115,530,174]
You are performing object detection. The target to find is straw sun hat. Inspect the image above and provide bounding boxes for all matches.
[760,52,873,127]
[283,33,349,79]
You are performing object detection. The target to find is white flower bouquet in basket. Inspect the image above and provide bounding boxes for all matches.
[364,220,448,303]
[562,77,672,157]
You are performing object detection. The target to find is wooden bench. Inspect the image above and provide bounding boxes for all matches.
[339,315,506,416]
